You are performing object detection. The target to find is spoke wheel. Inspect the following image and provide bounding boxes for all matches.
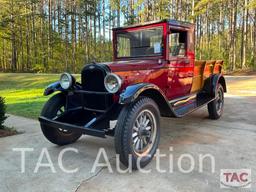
[115,97,160,169]
[208,84,224,120]
[132,109,157,157]
[216,87,224,115]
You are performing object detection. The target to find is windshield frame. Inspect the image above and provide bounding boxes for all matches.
[113,23,167,60]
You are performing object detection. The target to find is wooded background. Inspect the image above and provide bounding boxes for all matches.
[0,0,256,73]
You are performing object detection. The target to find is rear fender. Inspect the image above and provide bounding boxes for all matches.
[203,74,227,97]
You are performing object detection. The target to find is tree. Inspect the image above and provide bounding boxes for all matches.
[0,97,7,129]
[241,0,248,68]
[0,0,255,73]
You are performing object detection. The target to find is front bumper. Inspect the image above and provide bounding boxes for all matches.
[39,89,120,138]
[39,116,106,138]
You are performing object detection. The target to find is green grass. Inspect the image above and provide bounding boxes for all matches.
[0,73,62,119]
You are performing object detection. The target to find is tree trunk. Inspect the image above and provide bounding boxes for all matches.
[229,0,237,71]
[102,0,105,44]
[71,0,76,72]
[98,7,102,59]
[2,39,6,71]
[48,0,52,63]
[254,10,256,69]
[240,0,248,69]
[93,2,97,56]
[64,5,69,71]
[10,0,17,71]
[232,1,237,70]
[191,0,195,23]
[117,1,120,27]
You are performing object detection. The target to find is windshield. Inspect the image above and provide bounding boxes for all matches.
[116,27,163,58]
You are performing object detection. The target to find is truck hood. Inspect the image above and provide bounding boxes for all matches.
[97,59,166,90]
[102,59,161,72]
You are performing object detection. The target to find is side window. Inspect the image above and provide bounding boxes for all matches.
[149,33,163,55]
[169,30,187,57]
[117,36,131,57]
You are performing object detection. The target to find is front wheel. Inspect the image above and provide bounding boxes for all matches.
[208,84,224,120]
[40,93,82,146]
[115,97,160,169]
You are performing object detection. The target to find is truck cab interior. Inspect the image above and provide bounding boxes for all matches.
[169,30,187,57]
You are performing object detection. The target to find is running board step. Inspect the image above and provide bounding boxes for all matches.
[172,93,215,117]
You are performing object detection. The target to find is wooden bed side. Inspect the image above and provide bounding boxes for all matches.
[191,60,206,93]
[213,60,224,74]
[203,60,216,79]
[191,60,224,93]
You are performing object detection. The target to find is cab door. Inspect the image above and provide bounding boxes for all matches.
[166,29,194,100]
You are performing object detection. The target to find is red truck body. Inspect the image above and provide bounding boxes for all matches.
[107,20,223,101]
[39,19,227,169]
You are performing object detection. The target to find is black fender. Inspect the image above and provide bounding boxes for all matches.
[44,81,64,96]
[203,74,227,97]
[119,83,176,117]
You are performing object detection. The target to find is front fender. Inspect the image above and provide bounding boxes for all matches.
[44,81,64,96]
[119,83,177,117]
[119,83,159,104]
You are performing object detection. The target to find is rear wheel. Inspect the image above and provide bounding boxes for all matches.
[115,97,160,169]
[40,93,82,146]
[208,84,224,120]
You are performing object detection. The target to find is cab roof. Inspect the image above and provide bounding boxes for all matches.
[112,19,194,31]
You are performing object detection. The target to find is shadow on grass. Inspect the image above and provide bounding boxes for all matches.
[7,100,46,119]
[0,78,58,90]
[0,73,80,90]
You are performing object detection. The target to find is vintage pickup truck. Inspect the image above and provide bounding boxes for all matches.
[39,19,226,169]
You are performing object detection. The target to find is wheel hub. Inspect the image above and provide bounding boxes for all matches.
[138,128,150,138]
[132,109,157,156]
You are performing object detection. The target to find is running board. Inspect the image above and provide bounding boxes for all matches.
[170,93,215,117]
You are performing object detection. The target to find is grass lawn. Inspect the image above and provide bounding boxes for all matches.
[0,73,61,119]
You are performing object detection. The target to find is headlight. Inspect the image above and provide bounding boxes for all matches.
[104,73,122,93]
[60,73,73,90]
